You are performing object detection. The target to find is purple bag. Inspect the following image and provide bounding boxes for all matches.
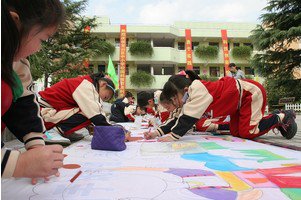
[91,126,126,151]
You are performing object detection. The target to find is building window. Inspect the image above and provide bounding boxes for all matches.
[115,64,129,75]
[98,65,106,73]
[154,66,174,75]
[233,43,240,47]
[192,42,199,50]
[243,43,253,49]
[245,67,254,75]
[193,66,200,75]
[209,66,220,77]
[209,42,219,49]
[178,42,185,50]
[115,38,129,47]
[163,66,174,75]
[137,65,151,73]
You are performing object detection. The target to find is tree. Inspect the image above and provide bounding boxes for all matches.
[29,0,115,88]
[250,0,301,105]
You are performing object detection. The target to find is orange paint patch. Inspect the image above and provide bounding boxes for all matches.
[63,164,81,169]
[242,171,257,174]
[127,136,144,142]
[247,178,268,184]
[281,163,300,167]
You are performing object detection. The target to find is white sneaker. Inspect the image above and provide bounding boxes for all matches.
[65,128,90,142]
[44,128,71,146]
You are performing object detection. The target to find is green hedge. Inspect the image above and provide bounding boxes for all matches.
[231,46,252,59]
[129,41,153,56]
[97,41,115,56]
[199,75,219,81]
[195,46,219,59]
[130,70,155,87]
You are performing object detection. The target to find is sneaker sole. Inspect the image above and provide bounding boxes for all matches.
[280,121,298,140]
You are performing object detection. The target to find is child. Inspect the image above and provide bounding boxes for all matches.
[144,72,297,141]
[137,90,170,123]
[158,91,230,133]
[1,0,65,180]
[110,91,145,122]
[38,72,115,145]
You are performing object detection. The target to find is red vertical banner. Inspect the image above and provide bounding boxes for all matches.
[119,25,127,97]
[221,29,230,76]
[185,29,193,70]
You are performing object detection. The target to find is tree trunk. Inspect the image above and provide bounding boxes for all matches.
[44,73,49,89]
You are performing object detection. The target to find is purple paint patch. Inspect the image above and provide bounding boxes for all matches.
[166,168,214,177]
[189,188,237,200]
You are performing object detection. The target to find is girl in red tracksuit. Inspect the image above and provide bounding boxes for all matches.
[144,73,297,141]
[39,73,115,136]
[158,80,230,134]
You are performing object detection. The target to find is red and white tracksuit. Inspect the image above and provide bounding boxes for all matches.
[157,77,278,140]
[145,90,170,123]
[39,75,110,135]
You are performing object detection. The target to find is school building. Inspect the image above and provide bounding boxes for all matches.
[89,17,259,92]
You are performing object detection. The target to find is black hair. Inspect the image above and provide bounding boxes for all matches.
[1,0,19,86]
[90,72,116,95]
[160,74,194,101]
[229,63,236,68]
[137,91,154,108]
[159,89,173,104]
[185,70,201,81]
[168,75,192,91]
[125,91,133,98]
[1,0,65,87]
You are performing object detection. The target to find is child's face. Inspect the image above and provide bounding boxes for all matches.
[98,81,114,102]
[127,97,135,105]
[135,106,146,115]
[147,99,155,108]
[15,25,57,61]
[173,93,184,108]
[161,101,177,112]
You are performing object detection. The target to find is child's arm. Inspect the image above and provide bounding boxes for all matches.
[124,105,137,122]
[2,59,45,150]
[2,95,45,149]
[169,81,213,140]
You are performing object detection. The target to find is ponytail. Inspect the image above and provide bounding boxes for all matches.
[185,70,201,81]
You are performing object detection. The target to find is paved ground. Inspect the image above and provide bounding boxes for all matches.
[3,114,301,151]
[255,113,301,150]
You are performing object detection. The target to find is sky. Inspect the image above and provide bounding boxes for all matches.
[83,0,268,25]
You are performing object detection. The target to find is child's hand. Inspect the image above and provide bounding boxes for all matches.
[31,172,60,185]
[143,131,159,140]
[13,145,64,179]
[157,134,177,142]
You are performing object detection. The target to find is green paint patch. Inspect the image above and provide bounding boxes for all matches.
[239,149,290,162]
[200,142,227,150]
[281,188,301,200]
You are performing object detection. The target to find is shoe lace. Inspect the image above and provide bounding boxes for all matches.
[272,114,291,135]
